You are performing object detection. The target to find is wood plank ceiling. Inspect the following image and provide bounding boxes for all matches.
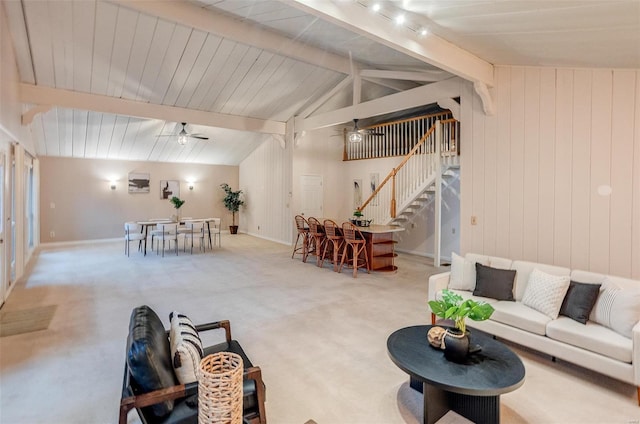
[3,0,639,165]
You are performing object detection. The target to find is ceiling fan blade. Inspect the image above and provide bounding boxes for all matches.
[189,135,209,140]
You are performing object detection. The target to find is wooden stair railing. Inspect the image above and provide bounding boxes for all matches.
[356,118,458,225]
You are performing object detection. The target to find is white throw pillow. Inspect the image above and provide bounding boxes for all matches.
[448,252,476,291]
[591,282,640,338]
[169,312,204,384]
[521,269,571,319]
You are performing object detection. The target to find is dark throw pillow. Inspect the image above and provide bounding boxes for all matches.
[127,305,177,417]
[473,263,516,301]
[559,281,602,324]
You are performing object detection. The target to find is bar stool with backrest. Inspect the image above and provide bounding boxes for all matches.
[321,219,344,272]
[291,215,312,262]
[339,222,371,278]
[307,217,326,267]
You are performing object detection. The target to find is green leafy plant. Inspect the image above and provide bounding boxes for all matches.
[428,289,495,333]
[170,196,185,210]
[220,183,244,227]
[353,209,363,217]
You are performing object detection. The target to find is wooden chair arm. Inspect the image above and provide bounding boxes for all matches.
[243,366,267,424]
[163,320,232,343]
[196,320,232,343]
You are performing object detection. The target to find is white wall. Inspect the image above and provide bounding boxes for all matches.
[39,156,238,242]
[240,136,292,244]
[460,66,640,279]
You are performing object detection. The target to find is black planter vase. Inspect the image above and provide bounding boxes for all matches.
[441,328,469,363]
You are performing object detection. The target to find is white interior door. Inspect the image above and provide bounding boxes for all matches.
[300,175,323,218]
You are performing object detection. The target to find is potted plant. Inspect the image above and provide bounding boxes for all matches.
[169,196,185,222]
[220,183,244,234]
[352,209,363,226]
[428,289,494,362]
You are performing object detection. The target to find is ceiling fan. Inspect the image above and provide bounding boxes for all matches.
[347,119,384,143]
[159,122,209,145]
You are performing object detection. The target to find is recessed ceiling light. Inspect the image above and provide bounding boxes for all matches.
[420,28,428,36]
[395,14,405,25]
[372,3,381,12]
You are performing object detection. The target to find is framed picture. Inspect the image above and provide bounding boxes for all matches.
[353,179,362,209]
[370,173,379,206]
[128,172,150,193]
[160,180,180,199]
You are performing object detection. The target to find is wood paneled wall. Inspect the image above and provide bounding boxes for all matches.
[461,66,640,279]
[240,136,293,244]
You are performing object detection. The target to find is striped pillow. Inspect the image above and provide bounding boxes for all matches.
[169,312,204,384]
[590,282,640,338]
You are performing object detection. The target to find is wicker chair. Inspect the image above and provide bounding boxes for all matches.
[339,222,371,278]
[321,219,344,272]
[306,217,326,267]
[291,215,312,262]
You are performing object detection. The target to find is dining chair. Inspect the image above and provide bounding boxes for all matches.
[124,222,146,257]
[339,222,370,278]
[180,220,205,254]
[321,219,344,272]
[291,215,312,262]
[307,217,326,267]
[209,218,222,248]
[150,222,179,257]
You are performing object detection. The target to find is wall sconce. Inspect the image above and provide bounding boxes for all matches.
[110,181,117,190]
[189,184,194,191]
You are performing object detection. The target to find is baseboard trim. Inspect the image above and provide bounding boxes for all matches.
[244,231,290,246]
[395,248,451,263]
[39,238,120,249]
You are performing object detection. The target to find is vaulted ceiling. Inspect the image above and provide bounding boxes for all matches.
[3,0,639,165]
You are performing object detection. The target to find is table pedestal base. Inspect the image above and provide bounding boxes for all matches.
[410,378,500,424]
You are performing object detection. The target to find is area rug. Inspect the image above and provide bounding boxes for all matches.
[0,305,57,337]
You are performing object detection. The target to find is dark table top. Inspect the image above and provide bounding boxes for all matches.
[387,325,525,396]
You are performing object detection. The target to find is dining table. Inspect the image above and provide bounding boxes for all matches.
[136,218,217,255]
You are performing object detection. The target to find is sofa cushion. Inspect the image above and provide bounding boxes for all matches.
[449,253,479,291]
[590,280,640,338]
[490,301,551,335]
[169,312,204,384]
[440,289,500,305]
[473,263,516,301]
[127,305,177,417]
[559,281,601,324]
[546,317,633,363]
[521,269,570,319]
[488,256,512,270]
[510,261,570,301]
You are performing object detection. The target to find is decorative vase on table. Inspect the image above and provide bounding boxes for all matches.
[441,328,470,363]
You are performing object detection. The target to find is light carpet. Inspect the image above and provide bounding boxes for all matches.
[0,304,57,337]
[0,235,638,423]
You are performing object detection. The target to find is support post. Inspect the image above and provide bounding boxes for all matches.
[434,121,442,267]
[391,169,397,219]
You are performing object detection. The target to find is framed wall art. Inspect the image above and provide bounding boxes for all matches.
[160,180,180,199]
[128,172,150,193]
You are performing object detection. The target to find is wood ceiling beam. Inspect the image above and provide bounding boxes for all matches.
[19,84,286,135]
[297,77,461,131]
[360,69,447,82]
[289,0,495,87]
[111,0,352,75]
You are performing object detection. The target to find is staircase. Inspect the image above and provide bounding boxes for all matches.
[356,116,459,226]
[355,114,460,266]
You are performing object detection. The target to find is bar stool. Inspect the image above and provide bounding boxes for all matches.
[291,215,312,262]
[339,222,370,278]
[307,217,326,267]
[321,219,344,272]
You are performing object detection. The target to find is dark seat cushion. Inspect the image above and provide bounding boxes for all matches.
[127,305,177,418]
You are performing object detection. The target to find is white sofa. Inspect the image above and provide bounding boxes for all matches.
[427,253,640,405]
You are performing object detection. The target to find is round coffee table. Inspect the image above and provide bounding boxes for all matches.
[387,325,525,424]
